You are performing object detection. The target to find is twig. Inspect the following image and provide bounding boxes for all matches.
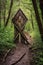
[2,49,11,62]
[12,53,26,65]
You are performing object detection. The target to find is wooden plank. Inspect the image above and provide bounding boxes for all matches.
[14,23,31,45]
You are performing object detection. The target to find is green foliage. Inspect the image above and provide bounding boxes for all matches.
[0,0,43,65]
[32,41,43,65]
[31,31,43,65]
[0,25,16,51]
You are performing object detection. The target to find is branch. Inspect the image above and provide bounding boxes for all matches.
[2,49,11,62]
[12,53,26,65]
[5,0,13,27]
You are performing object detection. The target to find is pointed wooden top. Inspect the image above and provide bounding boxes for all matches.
[12,9,28,24]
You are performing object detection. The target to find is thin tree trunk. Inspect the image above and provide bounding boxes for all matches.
[3,0,6,26]
[32,0,43,41]
[0,0,1,27]
[5,0,13,27]
[0,10,1,27]
[31,12,34,29]
[4,8,6,26]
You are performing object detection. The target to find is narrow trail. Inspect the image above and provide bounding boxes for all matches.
[2,43,32,65]
[0,32,33,65]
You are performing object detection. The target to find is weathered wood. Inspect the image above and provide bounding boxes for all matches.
[14,26,19,43]
[12,9,28,43]
[14,22,25,42]
[12,9,28,25]
[14,23,30,45]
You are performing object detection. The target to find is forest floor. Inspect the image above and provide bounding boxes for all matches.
[0,32,33,65]
[2,43,32,65]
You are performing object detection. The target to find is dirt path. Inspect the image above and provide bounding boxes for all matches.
[2,43,32,65]
[0,32,33,65]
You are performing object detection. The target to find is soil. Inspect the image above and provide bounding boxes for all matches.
[0,32,33,65]
[1,43,32,65]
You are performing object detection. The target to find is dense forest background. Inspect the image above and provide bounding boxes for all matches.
[0,0,43,65]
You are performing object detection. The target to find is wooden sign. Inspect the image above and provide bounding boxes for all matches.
[12,9,28,43]
[12,9,28,30]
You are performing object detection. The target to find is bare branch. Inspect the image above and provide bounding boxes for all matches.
[5,0,13,27]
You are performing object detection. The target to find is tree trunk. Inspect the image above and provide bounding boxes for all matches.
[5,0,13,27]
[39,0,43,19]
[32,0,43,41]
